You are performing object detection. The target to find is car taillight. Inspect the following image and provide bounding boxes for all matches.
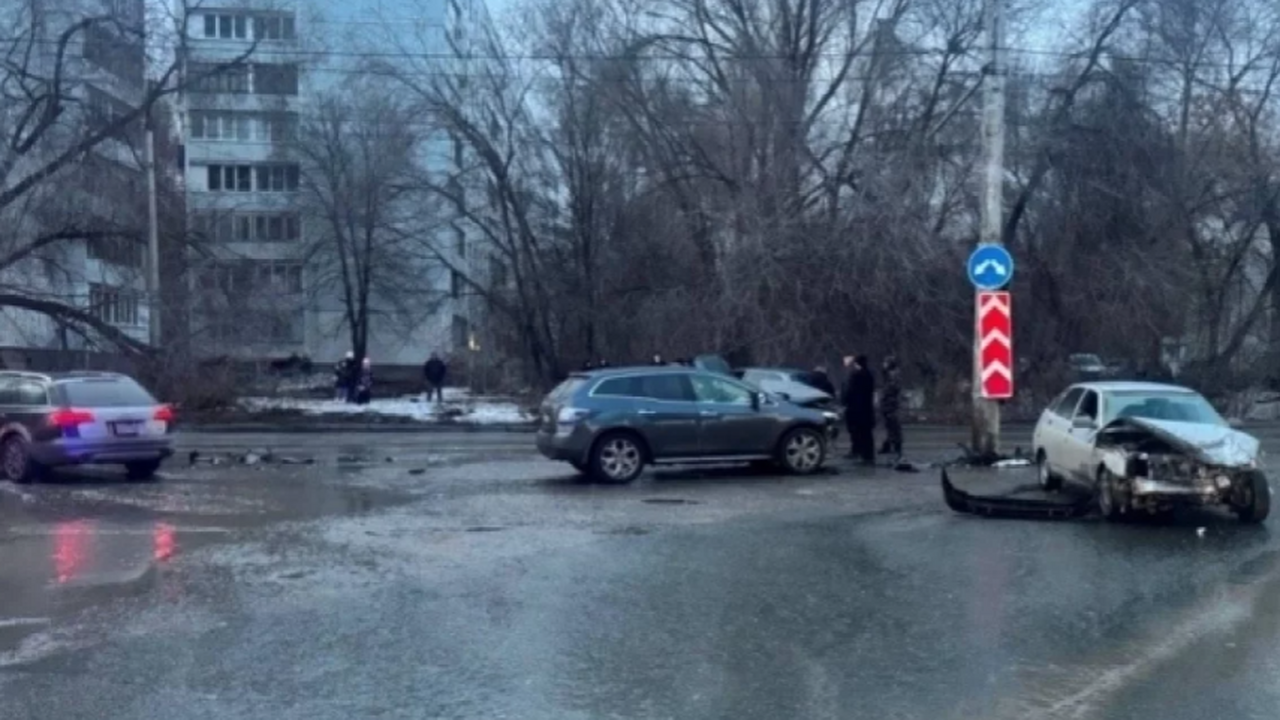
[153,405,175,422]
[49,408,95,428]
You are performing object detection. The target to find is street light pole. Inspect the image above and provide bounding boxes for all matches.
[973,0,1006,457]
[144,88,162,348]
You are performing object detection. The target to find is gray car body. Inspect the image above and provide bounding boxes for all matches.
[536,366,832,466]
[0,371,175,469]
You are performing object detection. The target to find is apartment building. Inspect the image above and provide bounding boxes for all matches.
[0,0,152,351]
[180,0,483,365]
[180,2,308,356]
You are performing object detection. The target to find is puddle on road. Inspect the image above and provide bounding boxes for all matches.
[0,463,413,661]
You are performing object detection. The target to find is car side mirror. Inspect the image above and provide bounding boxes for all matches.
[1072,416,1096,430]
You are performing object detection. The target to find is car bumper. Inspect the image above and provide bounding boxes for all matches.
[536,428,592,463]
[33,438,175,466]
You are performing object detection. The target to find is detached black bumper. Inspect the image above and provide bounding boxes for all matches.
[941,468,1095,520]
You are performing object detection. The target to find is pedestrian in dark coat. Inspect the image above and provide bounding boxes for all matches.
[841,354,877,465]
[879,355,904,457]
[423,352,447,403]
[334,351,354,402]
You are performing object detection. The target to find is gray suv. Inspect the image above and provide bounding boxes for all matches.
[0,371,176,483]
[536,366,835,483]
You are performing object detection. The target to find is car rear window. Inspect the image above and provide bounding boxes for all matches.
[546,377,587,403]
[59,378,156,407]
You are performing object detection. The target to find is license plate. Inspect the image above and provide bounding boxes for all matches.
[111,421,142,437]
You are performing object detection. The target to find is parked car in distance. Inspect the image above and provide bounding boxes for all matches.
[0,371,176,483]
[1067,353,1108,380]
[536,366,834,483]
[1032,381,1269,522]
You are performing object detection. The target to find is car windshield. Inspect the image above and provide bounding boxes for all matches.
[1105,390,1225,426]
[60,378,156,407]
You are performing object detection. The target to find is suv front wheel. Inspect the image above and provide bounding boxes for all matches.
[590,432,647,484]
[778,427,826,475]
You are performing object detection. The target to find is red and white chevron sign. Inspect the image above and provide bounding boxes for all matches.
[978,291,1014,399]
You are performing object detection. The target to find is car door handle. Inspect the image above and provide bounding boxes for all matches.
[699,410,720,418]
[636,409,657,416]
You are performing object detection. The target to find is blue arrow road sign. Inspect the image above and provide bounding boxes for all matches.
[967,244,1014,290]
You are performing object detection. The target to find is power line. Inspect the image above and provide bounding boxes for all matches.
[6,31,1280,75]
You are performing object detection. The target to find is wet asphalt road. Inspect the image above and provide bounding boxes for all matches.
[3,426,1280,719]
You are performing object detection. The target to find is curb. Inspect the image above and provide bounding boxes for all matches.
[182,421,1043,435]
[182,422,539,434]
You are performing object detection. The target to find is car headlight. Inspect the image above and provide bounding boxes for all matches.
[822,411,839,423]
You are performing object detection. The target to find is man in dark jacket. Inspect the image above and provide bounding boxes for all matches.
[841,354,877,465]
[423,352,447,402]
[879,355,903,458]
[334,351,354,402]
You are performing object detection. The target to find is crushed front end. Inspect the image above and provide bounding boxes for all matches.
[1096,417,1268,519]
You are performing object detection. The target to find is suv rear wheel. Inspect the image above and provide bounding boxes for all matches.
[590,432,646,484]
[778,427,826,475]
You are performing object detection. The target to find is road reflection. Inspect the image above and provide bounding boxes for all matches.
[53,519,92,584]
[50,519,179,585]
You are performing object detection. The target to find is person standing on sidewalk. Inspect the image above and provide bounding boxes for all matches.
[879,355,904,459]
[334,351,354,402]
[423,352,447,403]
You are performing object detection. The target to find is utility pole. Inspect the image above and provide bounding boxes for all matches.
[144,85,162,348]
[973,0,1006,457]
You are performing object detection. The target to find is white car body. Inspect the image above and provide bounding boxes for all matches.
[738,369,831,406]
[1031,381,1268,520]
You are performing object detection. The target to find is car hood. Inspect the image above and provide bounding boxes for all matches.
[1098,416,1260,467]
[756,378,831,405]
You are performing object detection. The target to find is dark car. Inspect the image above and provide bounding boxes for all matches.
[0,371,176,483]
[536,366,834,483]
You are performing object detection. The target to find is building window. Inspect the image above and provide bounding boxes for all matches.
[205,164,252,192]
[255,164,299,192]
[196,260,303,295]
[89,283,139,326]
[193,211,299,242]
[87,235,143,268]
[203,13,248,39]
[85,85,137,142]
[188,111,251,140]
[254,14,296,40]
[452,315,469,349]
[450,270,463,299]
[254,212,300,241]
[453,226,466,258]
[252,63,299,95]
[187,62,249,94]
[489,254,508,288]
[260,112,298,142]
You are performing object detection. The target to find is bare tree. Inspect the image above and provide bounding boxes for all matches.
[0,0,255,355]
[293,80,444,366]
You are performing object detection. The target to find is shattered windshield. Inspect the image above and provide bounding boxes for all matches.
[1105,391,1226,426]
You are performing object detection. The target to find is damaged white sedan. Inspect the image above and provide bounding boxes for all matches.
[1032,381,1270,523]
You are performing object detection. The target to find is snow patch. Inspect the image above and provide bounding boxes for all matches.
[237,392,532,425]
